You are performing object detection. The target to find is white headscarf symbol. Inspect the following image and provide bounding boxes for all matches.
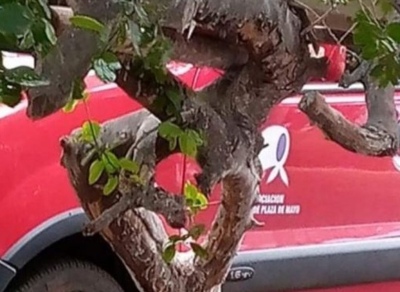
[258,125,290,186]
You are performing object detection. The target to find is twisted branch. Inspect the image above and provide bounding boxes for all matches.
[300,60,398,157]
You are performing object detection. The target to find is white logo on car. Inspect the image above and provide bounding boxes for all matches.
[258,125,290,186]
[392,154,400,172]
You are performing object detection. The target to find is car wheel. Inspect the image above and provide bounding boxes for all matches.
[11,258,124,292]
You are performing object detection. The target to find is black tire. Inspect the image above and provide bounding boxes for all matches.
[11,258,124,292]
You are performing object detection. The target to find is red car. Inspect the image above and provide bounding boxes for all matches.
[2,45,400,292]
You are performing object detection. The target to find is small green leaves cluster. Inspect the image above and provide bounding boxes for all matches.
[66,2,208,268]
[184,182,208,215]
[66,14,140,195]
[93,52,122,83]
[162,222,208,263]
[70,15,105,34]
[0,0,56,55]
[353,8,400,86]
[69,14,122,85]
[117,0,190,120]
[161,182,209,263]
[0,0,57,107]
[81,120,139,196]
[62,79,88,113]
[81,120,101,143]
[158,121,204,157]
[0,65,49,106]
[122,0,172,81]
[340,0,400,87]
[88,151,139,196]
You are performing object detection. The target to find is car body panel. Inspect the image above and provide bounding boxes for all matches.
[223,237,400,292]
[185,93,400,253]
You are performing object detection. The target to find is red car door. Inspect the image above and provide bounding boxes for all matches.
[182,47,400,290]
[224,86,400,292]
[253,87,400,246]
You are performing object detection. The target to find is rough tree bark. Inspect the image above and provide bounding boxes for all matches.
[300,60,399,156]
[24,0,400,291]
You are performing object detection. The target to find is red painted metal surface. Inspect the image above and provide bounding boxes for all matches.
[297,281,400,292]
[3,45,400,291]
[186,92,400,251]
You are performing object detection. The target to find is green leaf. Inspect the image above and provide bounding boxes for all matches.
[179,132,197,157]
[4,66,50,87]
[102,151,120,173]
[144,39,171,83]
[1,93,21,107]
[82,120,101,142]
[379,0,394,15]
[190,243,208,259]
[43,19,57,45]
[128,20,142,55]
[185,198,195,209]
[184,182,208,212]
[0,3,34,35]
[119,157,139,173]
[188,224,205,240]
[162,243,176,263]
[30,21,52,56]
[362,43,378,60]
[70,79,86,100]
[20,30,35,50]
[62,99,78,113]
[93,52,122,83]
[166,88,182,111]
[88,159,105,185]
[37,0,52,19]
[387,23,400,43]
[103,175,118,196]
[130,174,144,185]
[195,192,208,210]
[63,80,87,113]
[184,183,198,200]
[0,82,22,107]
[138,25,157,46]
[70,15,105,33]
[187,129,203,146]
[353,12,382,60]
[168,137,177,150]
[158,121,182,138]
[0,32,18,51]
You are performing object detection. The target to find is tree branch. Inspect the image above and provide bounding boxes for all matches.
[60,109,188,291]
[26,0,331,127]
[84,184,186,236]
[299,0,400,149]
[51,1,325,291]
[49,5,247,70]
[188,160,261,290]
[63,109,186,229]
[299,89,398,156]
[27,0,123,119]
